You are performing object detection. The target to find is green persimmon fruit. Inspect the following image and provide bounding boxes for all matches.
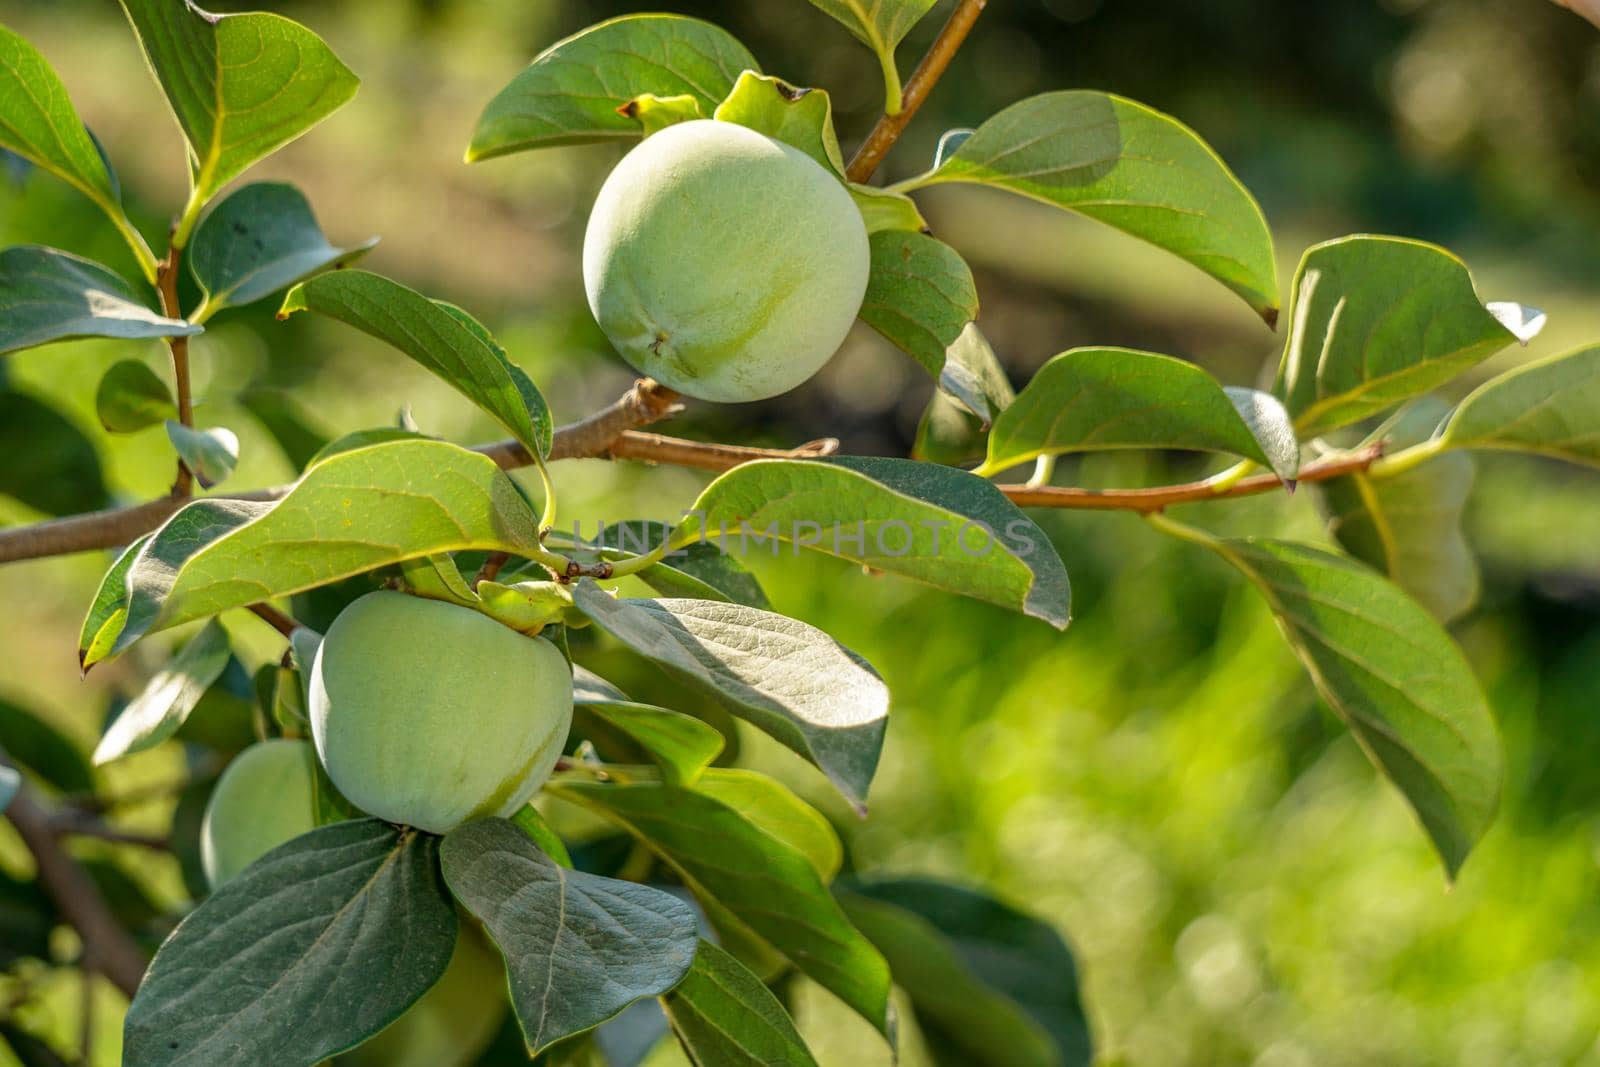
[199,738,318,889]
[583,118,870,403]
[309,591,572,834]
[337,922,506,1067]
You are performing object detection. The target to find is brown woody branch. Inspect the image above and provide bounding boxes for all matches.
[845,0,989,184]
[3,771,148,998]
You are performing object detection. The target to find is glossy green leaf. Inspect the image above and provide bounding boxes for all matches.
[662,940,819,1067]
[280,271,552,459]
[551,780,891,1035]
[95,359,175,432]
[441,818,699,1055]
[850,183,928,234]
[1275,236,1519,434]
[907,92,1278,322]
[119,0,358,212]
[190,182,376,317]
[593,520,770,609]
[1206,538,1501,877]
[0,390,109,517]
[0,24,131,233]
[570,583,888,807]
[694,768,842,881]
[79,536,149,669]
[165,421,239,489]
[90,439,543,664]
[575,701,724,788]
[839,878,1092,1067]
[1441,344,1600,466]
[939,322,1014,427]
[123,820,456,1067]
[803,0,936,110]
[307,427,431,468]
[467,15,757,160]
[1318,454,1479,623]
[713,71,844,173]
[984,347,1298,480]
[0,246,197,355]
[860,230,979,377]
[677,457,1072,629]
[93,619,230,764]
[0,700,93,796]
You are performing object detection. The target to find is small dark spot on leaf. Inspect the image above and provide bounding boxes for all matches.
[774,80,809,103]
[617,100,641,119]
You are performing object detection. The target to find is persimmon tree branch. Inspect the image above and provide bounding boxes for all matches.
[156,239,195,497]
[846,0,988,183]
[2,769,148,998]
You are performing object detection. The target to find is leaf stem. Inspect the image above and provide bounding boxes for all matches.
[1202,458,1257,491]
[155,237,195,496]
[877,46,905,117]
[1025,454,1056,488]
[1365,436,1448,480]
[107,207,160,286]
[845,0,988,184]
[1142,509,1223,548]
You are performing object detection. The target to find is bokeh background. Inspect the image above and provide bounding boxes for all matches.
[3,1,1600,1064]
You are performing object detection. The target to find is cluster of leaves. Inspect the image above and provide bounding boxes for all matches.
[2,0,1600,1065]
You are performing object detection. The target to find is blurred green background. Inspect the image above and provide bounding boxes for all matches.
[3,0,1600,1064]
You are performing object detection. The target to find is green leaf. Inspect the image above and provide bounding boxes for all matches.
[593,520,771,608]
[0,700,93,796]
[280,271,552,459]
[859,230,979,378]
[662,940,819,1067]
[118,0,359,215]
[838,878,1093,1067]
[915,391,986,466]
[618,93,705,136]
[939,322,1014,427]
[95,359,176,432]
[713,71,845,173]
[0,24,131,234]
[307,427,430,468]
[1204,538,1501,877]
[467,15,757,161]
[189,182,377,317]
[91,439,543,665]
[551,780,891,1035]
[1441,343,1600,467]
[694,768,842,881]
[907,91,1279,322]
[802,0,936,110]
[0,389,109,517]
[1274,236,1519,434]
[1318,441,1478,623]
[123,820,456,1067]
[239,386,331,471]
[93,619,230,764]
[440,818,699,1056]
[165,421,239,489]
[79,536,150,669]
[0,1021,70,1067]
[984,347,1298,480]
[511,804,574,869]
[401,554,481,608]
[0,246,197,355]
[678,457,1072,629]
[575,701,724,788]
[570,584,887,807]
[850,183,928,234]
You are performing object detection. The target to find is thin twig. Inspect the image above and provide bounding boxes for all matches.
[50,813,171,852]
[997,444,1386,512]
[473,551,510,588]
[2,770,147,998]
[156,241,195,497]
[846,0,989,184]
[246,602,299,638]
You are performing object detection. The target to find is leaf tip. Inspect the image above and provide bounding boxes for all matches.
[1260,304,1281,330]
